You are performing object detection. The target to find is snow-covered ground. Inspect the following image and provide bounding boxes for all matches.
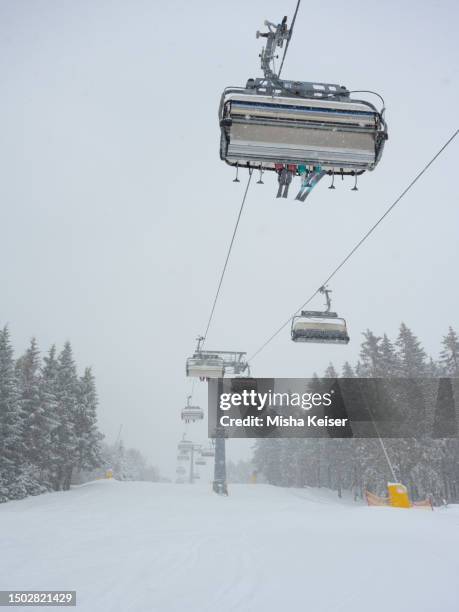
[1,480,458,612]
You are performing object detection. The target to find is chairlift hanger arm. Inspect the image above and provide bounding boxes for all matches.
[319,286,332,312]
[253,7,350,99]
[257,16,289,87]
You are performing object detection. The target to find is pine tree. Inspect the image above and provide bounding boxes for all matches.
[75,367,103,473]
[379,334,401,377]
[15,338,51,493]
[342,362,355,377]
[40,346,61,487]
[114,440,128,480]
[53,342,79,490]
[395,323,430,437]
[253,438,283,485]
[0,326,26,501]
[355,361,366,378]
[396,323,427,376]
[440,327,459,375]
[324,363,338,378]
[359,330,382,376]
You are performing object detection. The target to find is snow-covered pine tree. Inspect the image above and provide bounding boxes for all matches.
[53,342,79,490]
[0,326,26,501]
[379,334,401,377]
[431,378,459,502]
[426,357,441,377]
[324,363,339,378]
[124,448,146,480]
[394,324,443,500]
[114,439,128,480]
[253,438,283,485]
[354,361,365,378]
[40,345,61,488]
[342,362,355,377]
[75,367,103,474]
[15,338,51,494]
[359,330,382,376]
[396,323,427,377]
[440,327,459,376]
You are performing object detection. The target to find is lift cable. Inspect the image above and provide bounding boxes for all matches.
[199,0,299,348]
[202,169,254,346]
[188,171,253,402]
[248,128,459,363]
[278,0,301,78]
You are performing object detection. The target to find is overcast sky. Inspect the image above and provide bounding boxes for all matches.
[1,0,458,479]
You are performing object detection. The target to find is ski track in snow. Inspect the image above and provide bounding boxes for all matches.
[1,480,459,612]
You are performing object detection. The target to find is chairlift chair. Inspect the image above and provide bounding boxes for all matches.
[178,439,193,452]
[186,338,248,379]
[186,352,225,379]
[219,14,387,197]
[181,396,204,423]
[220,94,386,174]
[181,406,204,422]
[291,286,350,345]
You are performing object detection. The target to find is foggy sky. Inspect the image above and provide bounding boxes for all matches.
[1,0,458,478]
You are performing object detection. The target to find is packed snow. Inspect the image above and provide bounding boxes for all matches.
[1,479,458,611]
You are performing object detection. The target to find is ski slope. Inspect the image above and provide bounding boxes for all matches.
[1,480,458,612]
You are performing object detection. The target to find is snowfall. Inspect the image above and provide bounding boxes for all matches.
[1,480,458,612]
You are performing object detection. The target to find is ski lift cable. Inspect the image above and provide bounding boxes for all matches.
[248,128,459,363]
[202,169,254,346]
[278,0,301,78]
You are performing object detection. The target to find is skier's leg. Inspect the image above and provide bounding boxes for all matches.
[295,170,310,200]
[298,170,326,202]
[282,170,293,198]
[298,174,318,202]
[276,169,285,198]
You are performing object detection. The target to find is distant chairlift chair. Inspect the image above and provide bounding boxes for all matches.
[181,395,204,423]
[291,286,350,345]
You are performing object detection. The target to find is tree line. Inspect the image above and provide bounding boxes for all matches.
[0,326,104,502]
[253,324,459,504]
[99,441,160,483]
